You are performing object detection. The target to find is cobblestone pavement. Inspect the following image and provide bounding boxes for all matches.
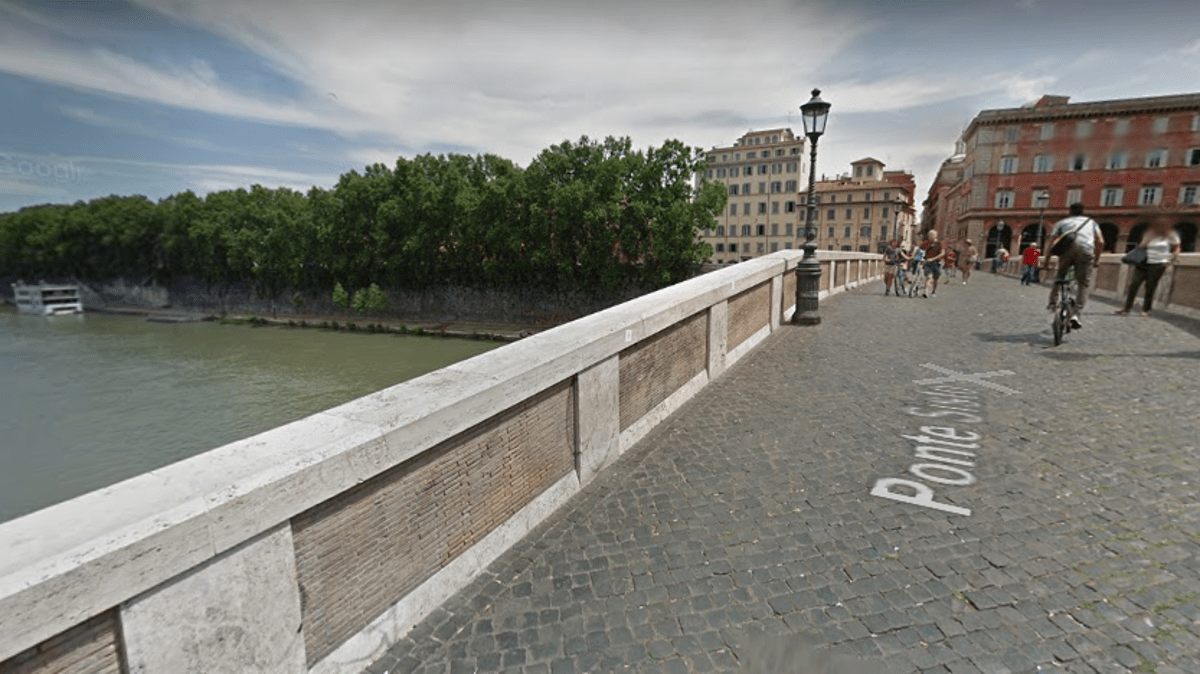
[366,271,1200,674]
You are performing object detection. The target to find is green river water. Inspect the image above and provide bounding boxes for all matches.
[0,308,498,523]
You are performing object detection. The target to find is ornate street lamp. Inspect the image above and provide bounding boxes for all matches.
[892,195,905,243]
[1035,190,1050,251]
[792,88,830,326]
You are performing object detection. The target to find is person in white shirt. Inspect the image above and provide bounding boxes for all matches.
[1116,215,1182,317]
[1045,203,1104,329]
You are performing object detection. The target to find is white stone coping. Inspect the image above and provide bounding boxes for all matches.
[0,250,883,661]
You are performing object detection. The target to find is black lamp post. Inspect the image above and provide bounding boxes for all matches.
[792,88,830,326]
[892,196,905,243]
[1035,191,1049,251]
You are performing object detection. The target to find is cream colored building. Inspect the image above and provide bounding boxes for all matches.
[698,129,807,265]
[812,158,916,253]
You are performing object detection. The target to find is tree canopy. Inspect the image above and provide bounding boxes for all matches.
[0,137,724,298]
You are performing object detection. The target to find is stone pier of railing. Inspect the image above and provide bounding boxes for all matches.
[0,250,884,674]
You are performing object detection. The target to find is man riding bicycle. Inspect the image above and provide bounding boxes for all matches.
[920,230,947,298]
[1046,203,1104,329]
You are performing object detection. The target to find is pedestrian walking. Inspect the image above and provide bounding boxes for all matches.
[961,241,977,285]
[1020,244,1041,285]
[1116,214,1181,317]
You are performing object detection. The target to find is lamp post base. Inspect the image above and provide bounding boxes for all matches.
[791,245,822,326]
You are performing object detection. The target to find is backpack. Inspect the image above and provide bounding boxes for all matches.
[1050,218,1092,257]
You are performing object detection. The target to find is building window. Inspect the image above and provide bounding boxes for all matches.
[1102,187,1123,207]
[715,243,725,252]
[772,202,780,214]
[827,209,836,221]
[772,163,783,174]
[742,225,752,236]
[863,207,871,219]
[1145,150,1167,168]
[846,194,853,203]
[882,207,890,219]
[747,151,756,159]
[729,184,738,196]
[785,180,798,192]
[706,169,713,179]
[785,223,793,236]
[771,181,782,193]
[827,227,835,237]
[758,182,766,193]
[1153,117,1169,134]
[755,224,765,236]
[829,195,836,203]
[758,203,767,215]
[1039,123,1054,140]
[1180,185,1197,205]
[743,183,751,194]
[770,242,778,252]
[866,165,875,176]
[785,202,795,214]
[1000,156,1018,173]
[841,245,852,251]
[1115,118,1130,136]
[758,164,769,175]
[1005,126,1019,143]
[1067,188,1082,205]
[1187,148,1200,166]
[786,162,798,173]
[743,203,751,215]
[771,223,779,235]
[1139,186,1162,206]
[844,208,852,220]
[880,226,888,238]
[717,225,725,236]
[729,205,736,216]
[1071,154,1087,171]
[860,226,871,238]
[855,166,863,177]
[757,243,765,253]
[864,192,873,202]
[716,168,726,178]
[859,245,870,252]
[730,166,739,178]
[784,242,792,249]
[729,243,738,252]
[1194,115,1200,132]
[843,226,852,238]
[1075,120,1093,139]
[1107,152,1127,170]
[1034,155,1053,172]
[995,191,1014,208]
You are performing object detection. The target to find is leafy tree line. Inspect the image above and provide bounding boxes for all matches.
[0,137,724,300]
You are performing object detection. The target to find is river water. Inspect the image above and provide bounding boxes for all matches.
[0,309,498,523]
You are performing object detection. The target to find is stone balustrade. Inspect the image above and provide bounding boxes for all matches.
[0,250,884,674]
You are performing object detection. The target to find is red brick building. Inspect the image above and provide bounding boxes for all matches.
[925,93,1200,258]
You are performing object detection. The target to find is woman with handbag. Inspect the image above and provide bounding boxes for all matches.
[1117,216,1181,317]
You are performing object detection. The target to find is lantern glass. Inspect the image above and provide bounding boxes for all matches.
[800,88,831,139]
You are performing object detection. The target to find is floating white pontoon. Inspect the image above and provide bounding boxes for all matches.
[11,282,84,316]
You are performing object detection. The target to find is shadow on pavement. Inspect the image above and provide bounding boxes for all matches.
[1038,350,1200,361]
[737,637,885,674]
[973,332,1045,344]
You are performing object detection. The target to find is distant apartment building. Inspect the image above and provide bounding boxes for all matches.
[924,93,1200,258]
[698,132,917,263]
[811,158,916,253]
[698,128,807,265]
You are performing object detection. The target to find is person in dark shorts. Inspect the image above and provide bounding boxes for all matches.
[921,230,946,298]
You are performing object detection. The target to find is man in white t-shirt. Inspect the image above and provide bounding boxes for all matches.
[1046,203,1105,328]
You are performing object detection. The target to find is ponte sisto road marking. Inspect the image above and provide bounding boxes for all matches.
[913,363,1021,396]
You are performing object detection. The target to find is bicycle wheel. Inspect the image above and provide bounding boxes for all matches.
[1053,305,1066,345]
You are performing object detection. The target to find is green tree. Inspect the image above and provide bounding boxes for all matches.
[332,282,350,309]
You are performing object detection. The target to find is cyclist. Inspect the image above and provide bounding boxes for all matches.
[1046,203,1104,329]
[921,230,947,298]
[883,239,909,296]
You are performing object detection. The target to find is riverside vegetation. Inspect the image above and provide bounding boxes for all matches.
[0,137,728,312]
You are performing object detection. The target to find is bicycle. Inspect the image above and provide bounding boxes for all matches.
[890,263,907,298]
[906,263,926,298]
[1051,268,1079,346]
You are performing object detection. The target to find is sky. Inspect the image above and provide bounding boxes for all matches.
[2,0,1199,214]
